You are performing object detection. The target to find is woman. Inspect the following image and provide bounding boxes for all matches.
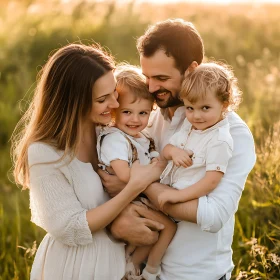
[11,44,164,279]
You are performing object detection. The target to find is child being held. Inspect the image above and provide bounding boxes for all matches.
[158,62,242,210]
[97,64,176,280]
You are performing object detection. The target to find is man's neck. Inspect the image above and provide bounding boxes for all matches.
[167,105,183,119]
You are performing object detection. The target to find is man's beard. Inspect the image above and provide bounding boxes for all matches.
[152,89,183,109]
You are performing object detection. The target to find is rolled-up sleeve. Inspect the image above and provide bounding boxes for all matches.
[28,143,93,246]
[197,122,256,233]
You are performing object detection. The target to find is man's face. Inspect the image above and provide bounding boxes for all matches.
[140,49,184,109]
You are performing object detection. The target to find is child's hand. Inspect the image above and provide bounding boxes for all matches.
[158,189,181,211]
[171,147,193,168]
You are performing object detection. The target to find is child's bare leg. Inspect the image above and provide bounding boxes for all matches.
[131,245,152,271]
[126,244,136,260]
[140,208,177,279]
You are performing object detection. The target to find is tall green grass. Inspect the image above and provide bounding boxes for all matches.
[0,1,279,279]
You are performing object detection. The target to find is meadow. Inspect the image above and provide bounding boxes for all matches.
[0,0,279,279]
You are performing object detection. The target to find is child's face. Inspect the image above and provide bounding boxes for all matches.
[183,90,227,131]
[114,90,153,137]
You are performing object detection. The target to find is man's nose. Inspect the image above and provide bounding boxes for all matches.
[148,79,160,93]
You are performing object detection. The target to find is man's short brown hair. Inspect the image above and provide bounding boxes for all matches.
[137,19,204,73]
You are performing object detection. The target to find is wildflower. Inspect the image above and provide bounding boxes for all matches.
[267,253,280,266]
[236,270,248,280]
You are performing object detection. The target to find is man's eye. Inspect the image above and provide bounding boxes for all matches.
[157,77,168,81]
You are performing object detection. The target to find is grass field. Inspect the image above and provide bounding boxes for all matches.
[0,1,279,279]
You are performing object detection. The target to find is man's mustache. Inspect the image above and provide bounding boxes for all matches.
[152,89,171,97]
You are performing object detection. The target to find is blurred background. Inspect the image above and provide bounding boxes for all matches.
[0,0,279,279]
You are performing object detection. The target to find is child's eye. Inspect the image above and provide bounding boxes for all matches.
[139,111,148,115]
[202,106,210,111]
[122,111,131,114]
[186,106,193,111]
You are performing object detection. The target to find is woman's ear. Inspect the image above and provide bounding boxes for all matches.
[184,61,198,78]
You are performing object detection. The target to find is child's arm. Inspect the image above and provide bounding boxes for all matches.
[162,144,193,168]
[110,160,131,183]
[158,171,223,210]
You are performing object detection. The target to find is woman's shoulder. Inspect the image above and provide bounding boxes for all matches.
[28,142,61,166]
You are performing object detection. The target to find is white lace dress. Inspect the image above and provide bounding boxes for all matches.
[28,142,125,280]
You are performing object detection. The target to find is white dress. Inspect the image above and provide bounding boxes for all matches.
[28,142,125,280]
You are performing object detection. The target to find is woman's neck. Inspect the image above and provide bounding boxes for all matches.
[77,122,98,170]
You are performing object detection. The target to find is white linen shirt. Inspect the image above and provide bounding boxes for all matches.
[145,107,256,280]
[160,117,233,190]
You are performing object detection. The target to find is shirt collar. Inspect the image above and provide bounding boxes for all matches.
[161,106,186,122]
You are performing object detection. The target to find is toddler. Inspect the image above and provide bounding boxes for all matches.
[158,62,242,210]
[97,64,177,280]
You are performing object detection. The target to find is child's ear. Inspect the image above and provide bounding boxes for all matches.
[222,101,229,111]
[184,61,198,78]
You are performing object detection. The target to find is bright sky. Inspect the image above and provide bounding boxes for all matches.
[137,0,280,3]
[62,0,280,4]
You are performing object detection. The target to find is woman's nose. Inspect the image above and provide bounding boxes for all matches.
[109,95,119,109]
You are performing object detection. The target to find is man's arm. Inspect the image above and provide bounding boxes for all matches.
[144,182,198,223]
[145,121,256,233]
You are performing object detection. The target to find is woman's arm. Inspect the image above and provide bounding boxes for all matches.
[29,143,166,246]
[87,161,165,233]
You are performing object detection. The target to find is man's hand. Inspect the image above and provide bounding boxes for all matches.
[97,169,126,197]
[110,203,165,246]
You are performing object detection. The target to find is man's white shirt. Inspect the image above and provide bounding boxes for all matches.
[145,107,256,280]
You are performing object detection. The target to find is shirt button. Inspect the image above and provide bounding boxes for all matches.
[216,166,220,171]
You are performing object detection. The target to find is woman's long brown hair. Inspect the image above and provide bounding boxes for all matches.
[11,43,115,189]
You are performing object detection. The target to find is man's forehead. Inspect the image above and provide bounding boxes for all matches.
[140,52,179,77]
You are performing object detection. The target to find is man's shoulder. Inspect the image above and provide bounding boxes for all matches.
[228,112,248,127]
[227,112,255,147]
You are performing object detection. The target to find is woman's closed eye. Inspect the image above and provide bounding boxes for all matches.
[97,97,106,103]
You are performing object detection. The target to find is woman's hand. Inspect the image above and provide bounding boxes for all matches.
[158,188,181,211]
[128,159,167,193]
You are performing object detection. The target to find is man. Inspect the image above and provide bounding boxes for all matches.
[98,19,256,280]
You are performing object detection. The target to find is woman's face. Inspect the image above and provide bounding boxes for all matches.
[90,71,119,125]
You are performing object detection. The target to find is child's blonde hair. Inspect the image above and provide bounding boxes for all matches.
[180,62,242,112]
[115,63,154,105]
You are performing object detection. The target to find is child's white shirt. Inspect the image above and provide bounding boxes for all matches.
[97,127,158,167]
[160,117,233,190]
